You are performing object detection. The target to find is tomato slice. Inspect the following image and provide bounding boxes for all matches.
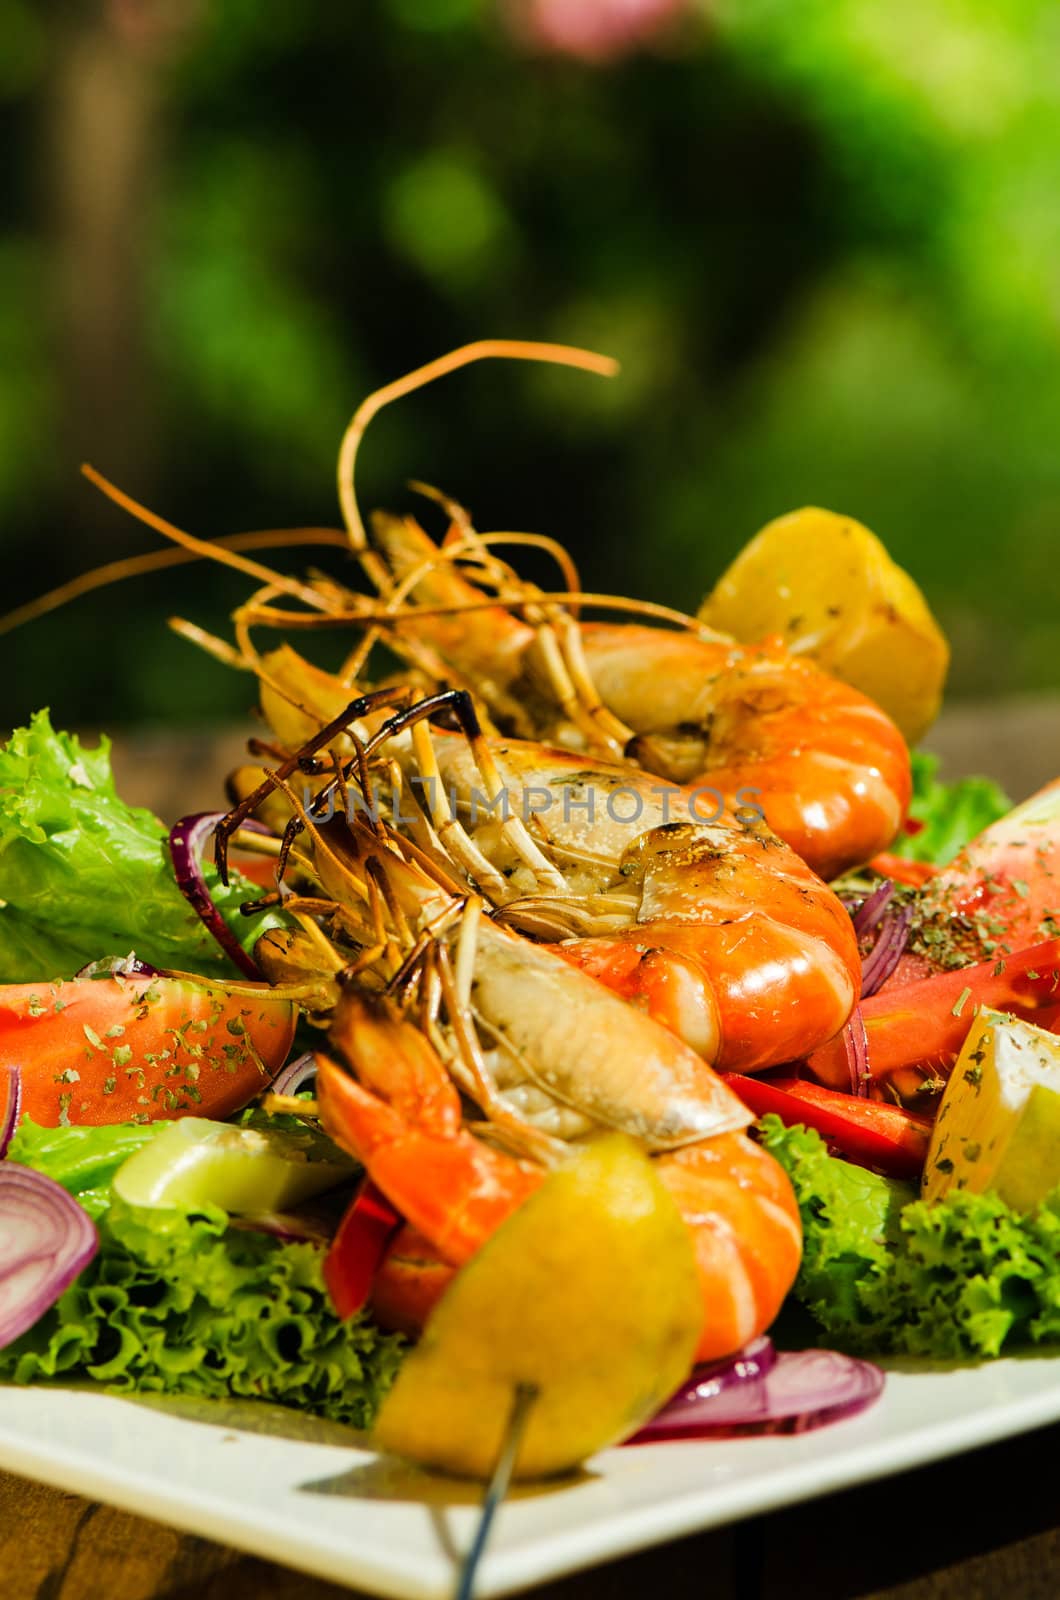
[926,776,1060,952]
[0,976,296,1126]
[324,1177,403,1321]
[724,1072,932,1179]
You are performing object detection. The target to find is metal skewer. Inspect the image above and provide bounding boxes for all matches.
[453,1383,538,1600]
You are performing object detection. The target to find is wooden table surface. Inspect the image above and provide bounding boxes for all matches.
[3,1420,1059,1600]
[4,702,1060,1600]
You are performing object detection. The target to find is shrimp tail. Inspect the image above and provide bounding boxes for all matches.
[364,1126,802,1366]
[315,992,542,1265]
[656,1133,802,1361]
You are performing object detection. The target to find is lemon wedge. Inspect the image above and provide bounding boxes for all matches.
[372,1133,701,1480]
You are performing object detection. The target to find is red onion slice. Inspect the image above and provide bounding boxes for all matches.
[860,906,914,999]
[0,1164,99,1349]
[169,813,265,980]
[851,877,913,1000]
[664,1337,777,1408]
[628,1349,884,1443]
[841,1005,872,1099]
[270,1053,318,1099]
[0,1066,21,1160]
[851,880,895,937]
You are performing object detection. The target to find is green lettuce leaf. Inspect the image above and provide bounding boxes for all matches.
[892,751,1010,867]
[7,1117,163,1219]
[1,1117,404,1426]
[759,1115,1060,1357]
[0,710,285,981]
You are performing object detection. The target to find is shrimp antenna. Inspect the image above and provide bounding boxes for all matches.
[336,340,620,587]
[80,465,341,615]
[0,528,351,638]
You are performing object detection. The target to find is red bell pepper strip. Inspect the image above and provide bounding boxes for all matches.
[723,1072,932,1179]
[324,1177,403,1321]
[868,852,939,889]
[807,938,1060,1093]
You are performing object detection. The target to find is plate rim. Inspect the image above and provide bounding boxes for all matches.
[3,1355,1060,1598]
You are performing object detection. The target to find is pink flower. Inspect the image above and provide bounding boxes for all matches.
[506,0,693,64]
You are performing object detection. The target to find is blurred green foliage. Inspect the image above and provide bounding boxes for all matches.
[2,0,1059,730]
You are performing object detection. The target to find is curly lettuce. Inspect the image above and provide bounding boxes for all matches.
[0,710,283,981]
[893,750,1010,867]
[759,1115,1060,1358]
[0,1118,404,1426]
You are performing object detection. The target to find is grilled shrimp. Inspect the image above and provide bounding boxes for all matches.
[246,779,800,1357]
[367,511,911,881]
[385,718,860,1071]
[4,342,909,888]
[315,985,802,1364]
[279,807,751,1148]
[40,343,907,884]
[231,653,860,1070]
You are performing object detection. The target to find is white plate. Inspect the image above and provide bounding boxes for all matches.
[2,1356,1060,1597]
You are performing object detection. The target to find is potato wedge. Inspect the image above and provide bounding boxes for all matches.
[371,1133,702,1480]
[699,507,949,743]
